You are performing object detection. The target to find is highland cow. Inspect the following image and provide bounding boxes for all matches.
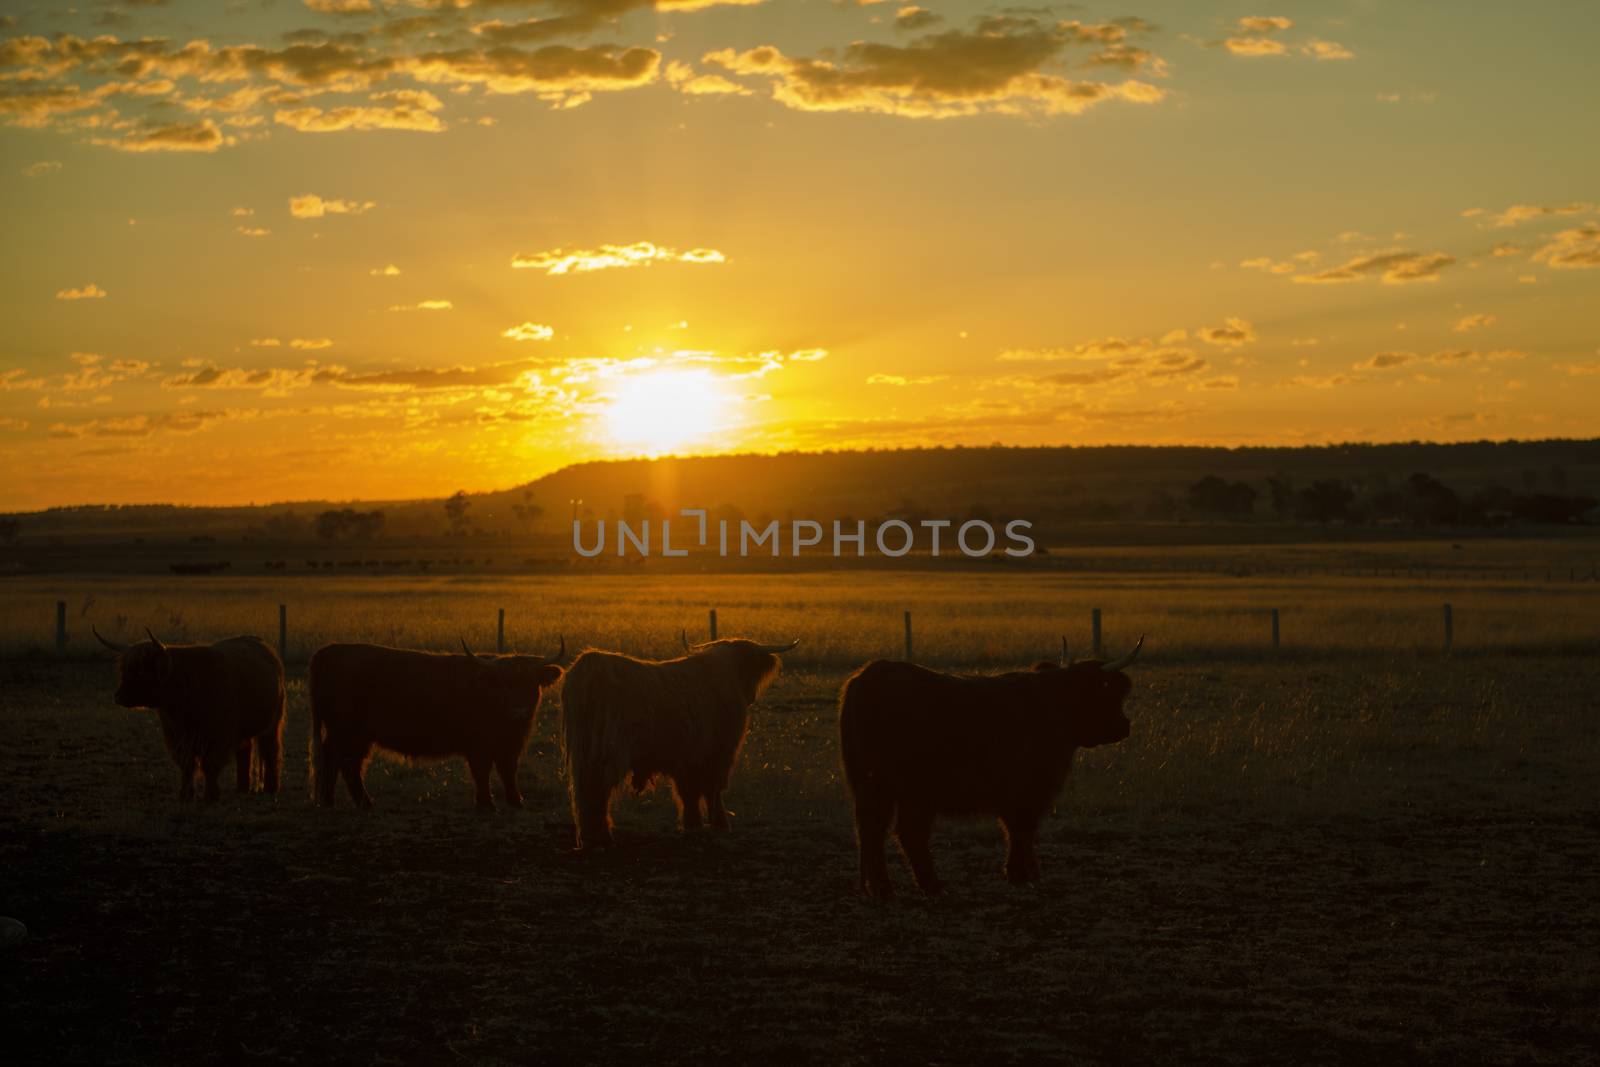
[559,637,798,849]
[308,639,563,809]
[839,637,1143,900]
[95,628,286,802]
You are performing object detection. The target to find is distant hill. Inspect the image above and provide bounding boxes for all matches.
[5,440,1600,545]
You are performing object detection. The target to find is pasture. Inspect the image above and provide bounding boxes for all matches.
[2,568,1598,1063]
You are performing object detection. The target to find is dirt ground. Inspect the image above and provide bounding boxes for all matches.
[2,655,1596,1065]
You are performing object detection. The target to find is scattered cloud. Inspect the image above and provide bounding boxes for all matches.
[511,241,726,275]
[390,299,454,311]
[22,160,61,177]
[276,90,445,133]
[1293,250,1455,285]
[289,193,376,219]
[1467,202,1594,229]
[56,283,107,300]
[1300,40,1353,61]
[236,225,270,237]
[867,373,947,385]
[92,119,230,153]
[1531,225,1600,269]
[370,264,401,276]
[1197,318,1256,347]
[1453,313,1495,333]
[291,338,333,350]
[502,321,554,342]
[701,17,1166,120]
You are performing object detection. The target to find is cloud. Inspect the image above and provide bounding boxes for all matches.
[502,321,554,342]
[22,159,61,177]
[1453,313,1495,333]
[1197,317,1256,347]
[304,0,374,12]
[48,409,242,439]
[867,373,947,385]
[92,118,230,153]
[56,283,107,300]
[1236,16,1292,33]
[403,44,661,108]
[1471,202,1594,229]
[289,193,376,218]
[664,60,752,96]
[1300,40,1353,60]
[1356,348,1526,371]
[701,18,1166,120]
[250,338,281,347]
[389,299,454,310]
[370,264,402,276]
[1531,226,1600,269]
[1224,37,1287,57]
[160,360,332,395]
[1293,250,1455,285]
[275,90,445,132]
[895,7,941,32]
[236,225,270,236]
[291,337,333,349]
[510,241,726,275]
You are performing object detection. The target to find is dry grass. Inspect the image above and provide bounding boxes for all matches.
[1,646,1596,1063]
[6,570,1600,666]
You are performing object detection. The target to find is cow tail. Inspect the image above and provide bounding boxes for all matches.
[307,655,325,803]
[837,672,870,800]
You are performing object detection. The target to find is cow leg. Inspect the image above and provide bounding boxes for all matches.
[200,749,229,804]
[467,755,495,810]
[495,753,524,809]
[572,772,615,850]
[705,785,730,831]
[235,742,253,793]
[854,797,895,901]
[1001,814,1043,884]
[894,806,943,896]
[673,778,703,830]
[177,759,197,802]
[316,735,340,806]
[340,744,374,809]
[258,728,281,796]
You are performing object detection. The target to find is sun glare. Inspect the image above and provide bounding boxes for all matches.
[602,370,730,455]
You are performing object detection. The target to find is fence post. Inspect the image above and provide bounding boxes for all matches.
[709,608,718,641]
[903,610,913,660]
[56,601,66,658]
[1271,608,1280,651]
[1442,602,1453,653]
[1091,608,1102,659]
[278,604,287,662]
[497,608,506,654]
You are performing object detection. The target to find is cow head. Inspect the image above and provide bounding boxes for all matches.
[690,638,799,704]
[1035,635,1142,747]
[460,637,564,719]
[95,627,167,709]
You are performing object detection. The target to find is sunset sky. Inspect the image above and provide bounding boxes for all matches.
[1,0,1596,508]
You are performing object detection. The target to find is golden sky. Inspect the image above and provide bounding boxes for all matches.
[1,0,1597,508]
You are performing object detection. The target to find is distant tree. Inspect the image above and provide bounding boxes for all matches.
[1406,472,1460,525]
[511,489,543,530]
[262,512,307,539]
[445,490,472,534]
[316,508,385,540]
[1144,489,1178,520]
[1186,476,1257,519]
[1295,479,1355,523]
[966,502,994,523]
[1521,468,1540,490]
[0,518,18,545]
[1267,477,1294,519]
[1548,465,1568,490]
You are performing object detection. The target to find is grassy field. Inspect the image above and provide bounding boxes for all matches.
[5,562,1600,667]
[2,562,1597,1062]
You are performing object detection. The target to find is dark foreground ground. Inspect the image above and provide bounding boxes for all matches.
[1,655,1597,1065]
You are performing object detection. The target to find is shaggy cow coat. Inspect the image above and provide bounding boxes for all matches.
[559,639,785,849]
[309,643,562,809]
[838,656,1135,899]
[108,635,286,802]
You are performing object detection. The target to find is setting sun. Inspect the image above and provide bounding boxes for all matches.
[602,371,731,456]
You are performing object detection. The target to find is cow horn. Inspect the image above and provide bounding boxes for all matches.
[1060,636,1069,667]
[1102,635,1144,672]
[93,626,127,653]
[460,637,485,661]
[552,634,565,664]
[755,639,800,654]
[145,629,165,654]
